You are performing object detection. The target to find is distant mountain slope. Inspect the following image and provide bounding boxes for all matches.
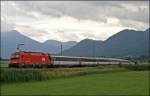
[62,28,149,57]
[41,40,77,53]
[100,29,149,57]
[1,30,41,58]
[62,39,103,57]
[1,30,77,59]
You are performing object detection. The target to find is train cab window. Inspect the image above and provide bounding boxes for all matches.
[11,54,20,60]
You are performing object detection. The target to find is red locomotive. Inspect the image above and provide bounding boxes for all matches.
[9,51,53,67]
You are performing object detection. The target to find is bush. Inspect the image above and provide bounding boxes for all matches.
[123,64,150,71]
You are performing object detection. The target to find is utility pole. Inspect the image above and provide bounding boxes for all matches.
[17,44,24,52]
[60,42,63,56]
[58,30,63,56]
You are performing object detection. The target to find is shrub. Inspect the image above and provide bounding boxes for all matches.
[123,64,150,71]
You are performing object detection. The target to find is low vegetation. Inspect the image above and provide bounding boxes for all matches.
[1,63,149,84]
[1,66,126,83]
[1,71,149,95]
[123,64,150,71]
[1,63,149,95]
[1,68,48,83]
[0,61,8,68]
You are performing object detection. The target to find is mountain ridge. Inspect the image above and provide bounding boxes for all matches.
[62,28,149,57]
[1,28,149,58]
[1,30,77,58]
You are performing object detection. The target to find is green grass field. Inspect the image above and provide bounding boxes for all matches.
[0,61,8,68]
[1,71,149,95]
[1,61,149,95]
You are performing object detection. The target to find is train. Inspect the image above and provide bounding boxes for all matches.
[9,51,130,68]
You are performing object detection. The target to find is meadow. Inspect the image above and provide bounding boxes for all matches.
[0,60,8,68]
[1,70,149,95]
[0,61,149,95]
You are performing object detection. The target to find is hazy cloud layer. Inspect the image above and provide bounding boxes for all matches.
[1,1,149,42]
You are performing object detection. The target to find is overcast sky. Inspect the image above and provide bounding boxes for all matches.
[1,1,149,42]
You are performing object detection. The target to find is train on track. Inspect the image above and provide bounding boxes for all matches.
[9,51,130,68]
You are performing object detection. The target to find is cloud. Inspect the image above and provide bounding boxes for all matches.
[14,15,128,42]
[1,18,15,32]
[1,1,149,42]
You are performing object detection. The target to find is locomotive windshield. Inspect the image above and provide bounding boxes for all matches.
[11,53,19,60]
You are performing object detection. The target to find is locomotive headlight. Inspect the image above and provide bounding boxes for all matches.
[15,55,19,58]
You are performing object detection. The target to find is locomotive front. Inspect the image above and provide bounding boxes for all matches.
[9,52,22,67]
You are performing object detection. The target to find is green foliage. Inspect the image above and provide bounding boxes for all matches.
[123,64,150,71]
[1,64,149,84]
[1,67,126,83]
[1,68,48,83]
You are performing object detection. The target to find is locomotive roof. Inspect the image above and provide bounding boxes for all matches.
[15,51,49,55]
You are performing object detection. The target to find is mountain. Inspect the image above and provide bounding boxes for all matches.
[1,28,149,58]
[1,30,41,58]
[61,39,103,57]
[1,30,77,59]
[41,40,77,53]
[99,29,149,57]
[62,28,149,57]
